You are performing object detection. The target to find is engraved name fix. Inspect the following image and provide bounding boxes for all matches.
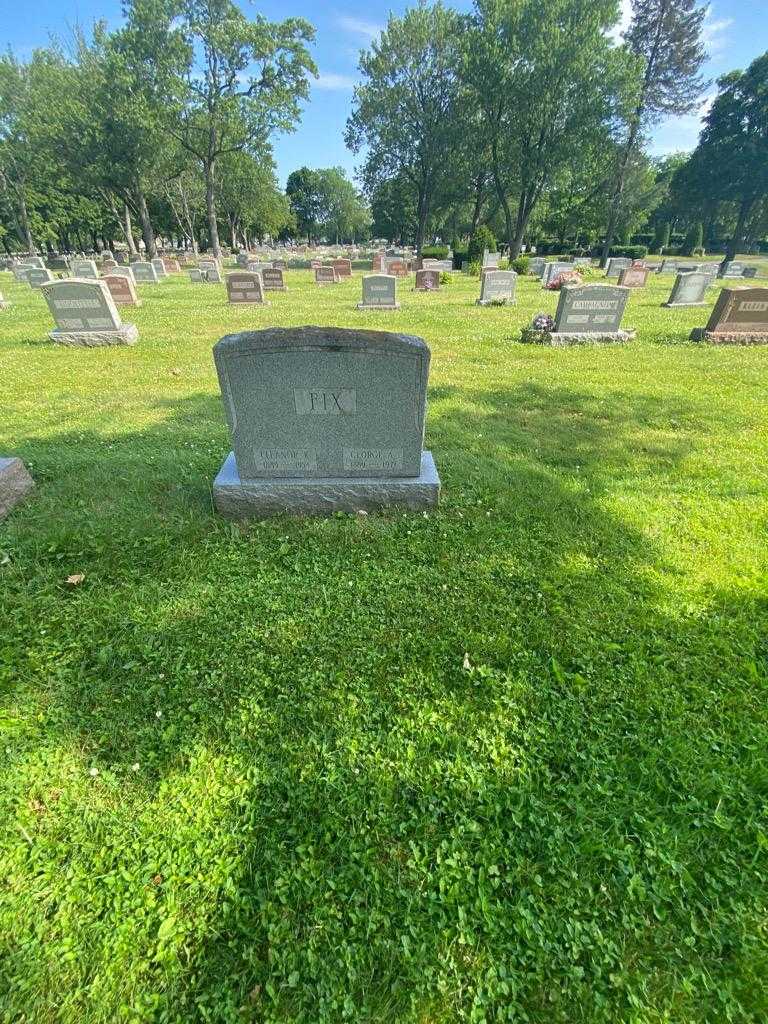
[294,389,356,415]
[738,301,768,312]
[343,447,403,471]
[253,448,317,472]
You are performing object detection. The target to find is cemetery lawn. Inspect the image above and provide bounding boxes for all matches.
[3,267,768,1024]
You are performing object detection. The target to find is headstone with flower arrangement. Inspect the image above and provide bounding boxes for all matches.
[521,283,635,346]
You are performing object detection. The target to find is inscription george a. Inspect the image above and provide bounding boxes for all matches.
[294,388,356,415]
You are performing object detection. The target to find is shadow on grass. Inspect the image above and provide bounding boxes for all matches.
[2,382,767,1021]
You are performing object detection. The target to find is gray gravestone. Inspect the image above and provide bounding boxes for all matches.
[226,271,267,305]
[261,268,286,291]
[0,291,9,310]
[691,287,768,343]
[236,253,250,268]
[151,257,168,279]
[212,326,440,516]
[415,269,440,291]
[205,264,222,283]
[522,283,633,346]
[721,261,744,278]
[26,256,45,269]
[477,269,517,305]
[605,257,631,278]
[27,267,55,289]
[71,259,99,279]
[529,257,546,277]
[0,457,34,521]
[358,274,399,310]
[659,259,678,274]
[663,272,710,307]
[743,267,759,279]
[102,273,141,306]
[189,268,204,283]
[482,251,500,269]
[41,278,138,346]
[108,265,136,285]
[315,266,338,286]
[132,261,158,284]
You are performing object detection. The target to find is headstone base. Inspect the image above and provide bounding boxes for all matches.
[213,450,440,518]
[662,301,707,308]
[521,327,635,347]
[690,328,768,345]
[476,298,513,307]
[0,457,34,521]
[48,324,139,347]
[357,303,400,311]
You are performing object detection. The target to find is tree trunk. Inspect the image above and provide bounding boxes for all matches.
[205,158,221,258]
[135,187,156,257]
[123,204,138,256]
[719,196,754,274]
[415,184,429,255]
[17,191,35,253]
[470,173,486,237]
[490,140,515,255]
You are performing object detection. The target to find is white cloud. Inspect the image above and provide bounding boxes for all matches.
[336,16,383,40]
[702,10,733,56]
[609,0,632,44]
[315,71,357,91]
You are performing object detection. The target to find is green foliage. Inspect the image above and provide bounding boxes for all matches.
[2,266,768,1022]
[420,245,450,260]
[511,255,530,275]
[650,221,670,255]
[683,221,704,257]
[609,245,648,260]
[467,224,497,263]
[346,2,464,250]
[452,247,469,271]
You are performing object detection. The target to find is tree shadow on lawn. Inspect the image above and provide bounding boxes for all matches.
[3,385,767,1020]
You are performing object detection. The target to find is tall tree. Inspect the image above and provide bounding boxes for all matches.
[463,0,637,257]
[599,0,707,266]
[680,53,768,271]
[286,167,323,242]
[169,0,315,256]
[345,3,464,254]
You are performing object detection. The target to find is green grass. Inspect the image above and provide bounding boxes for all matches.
[1,268,767,1024]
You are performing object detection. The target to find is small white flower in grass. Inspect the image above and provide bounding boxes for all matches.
[155,710,163,718]
[131,763,140,772]
[463,653,472,671]
[89,767,99,777]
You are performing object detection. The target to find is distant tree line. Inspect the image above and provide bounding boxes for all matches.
[347,0,768,264]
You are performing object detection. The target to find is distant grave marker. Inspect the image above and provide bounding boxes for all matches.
[226,271,268,305]
[42,278,138,345]
[358,274,399,310]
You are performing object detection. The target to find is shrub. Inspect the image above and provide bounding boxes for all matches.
[609,245,648,260]
[439,271,451,285]
[650,222,670,255]
[467,225,497,263]
[420,245,450,260]
[466,260,482,277]
[683,223,704,257]
[452,248,468,271]
[511,255,529,275]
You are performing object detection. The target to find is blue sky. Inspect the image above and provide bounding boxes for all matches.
[5,0,768,185]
